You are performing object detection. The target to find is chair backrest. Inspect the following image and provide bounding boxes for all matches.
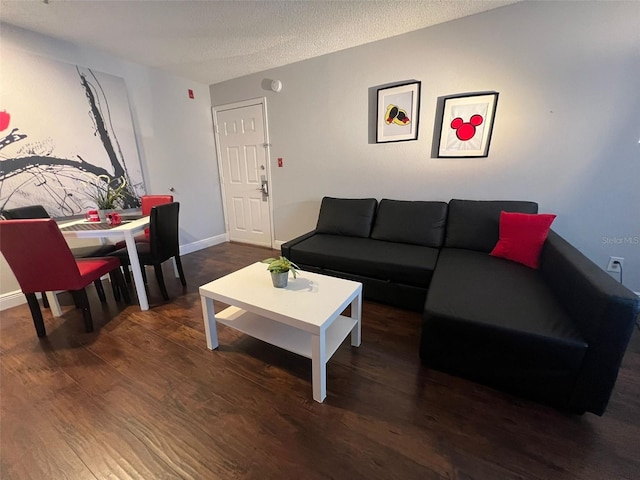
[141,195,174,216]
[0,219,82,293]
[149,202,180,262]
[141,195,173,236]
[1,205,50,219]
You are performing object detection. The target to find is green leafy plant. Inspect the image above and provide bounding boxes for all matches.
[261,256,299,278]
[86,174,127,210]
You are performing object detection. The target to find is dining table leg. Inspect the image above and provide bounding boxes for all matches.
[123,231,149,310]
[45,291,63,317]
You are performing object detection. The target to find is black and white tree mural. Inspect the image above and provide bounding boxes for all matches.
[0,53,144,217]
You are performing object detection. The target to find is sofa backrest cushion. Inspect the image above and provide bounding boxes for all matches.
[370,199,448,247]
[315,197,378,238]
[445,199,538,252]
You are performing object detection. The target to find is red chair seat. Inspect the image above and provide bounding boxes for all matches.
[76,258,123,284]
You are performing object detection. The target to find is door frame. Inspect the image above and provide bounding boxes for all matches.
[212,97,275,249]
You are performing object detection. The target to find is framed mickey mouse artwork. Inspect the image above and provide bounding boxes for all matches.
[376,81,421,143]
[437,92,499,157]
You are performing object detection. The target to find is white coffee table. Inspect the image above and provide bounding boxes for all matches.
[199,262,362,402]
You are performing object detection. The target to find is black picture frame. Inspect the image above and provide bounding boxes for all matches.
[437,92,499,157]
[376,81,421,143]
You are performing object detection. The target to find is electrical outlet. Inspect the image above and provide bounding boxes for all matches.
[607,256,624,273]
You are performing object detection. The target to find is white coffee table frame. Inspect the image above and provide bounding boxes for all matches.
[200,262,362,403]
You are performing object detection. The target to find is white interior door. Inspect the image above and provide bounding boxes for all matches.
[214,101,273,247]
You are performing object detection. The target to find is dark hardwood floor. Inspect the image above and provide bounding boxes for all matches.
[1,242,639,479]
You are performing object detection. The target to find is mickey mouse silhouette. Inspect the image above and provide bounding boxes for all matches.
[451,114,483,141]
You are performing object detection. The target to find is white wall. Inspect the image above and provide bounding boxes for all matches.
[0,24,226,305]
[211,1,640,292]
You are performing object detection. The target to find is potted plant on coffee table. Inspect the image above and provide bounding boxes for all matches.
[261,256,299,288]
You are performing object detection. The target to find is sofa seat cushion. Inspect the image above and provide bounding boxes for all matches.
[421,248,587,403]
[288,234,439,287]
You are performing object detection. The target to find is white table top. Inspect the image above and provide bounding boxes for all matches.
[199,262,362,333]
[58,216,149,239]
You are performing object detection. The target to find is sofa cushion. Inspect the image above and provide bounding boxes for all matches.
[370,199,448,247]
[421,248,587,404]
[315,197,378,238]
[287,233,439,287]
[445,199,538,252]
[490,211,556,268]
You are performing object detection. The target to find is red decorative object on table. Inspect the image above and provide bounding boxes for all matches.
[84,210,100,222]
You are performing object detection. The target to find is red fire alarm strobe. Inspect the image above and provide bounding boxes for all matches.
[188,89,194,99]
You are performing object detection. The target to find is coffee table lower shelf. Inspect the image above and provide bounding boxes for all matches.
[216,305,357,360]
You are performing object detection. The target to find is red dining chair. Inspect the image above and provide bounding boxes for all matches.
[0,205,117,256]
[0,219,130,338]
[1,204,117,308]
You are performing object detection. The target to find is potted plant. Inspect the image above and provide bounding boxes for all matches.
[261,256,299,288]
[85,174,127,220]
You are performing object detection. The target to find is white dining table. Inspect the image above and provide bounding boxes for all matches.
[56,216,151,311]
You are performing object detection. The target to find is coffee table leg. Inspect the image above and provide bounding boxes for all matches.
[311,330,327,402]
[350,291,362,347]
[201,295,219,350]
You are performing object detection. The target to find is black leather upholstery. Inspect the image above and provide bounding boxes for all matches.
[420,248,588,406]
[110,202,186,301]
[282,197,640,415]
[444,199,538,252]
[315,197,378,238]
[288,233,439,288]
[370,199,448,247]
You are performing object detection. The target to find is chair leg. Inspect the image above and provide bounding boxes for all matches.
[141,266,148,285]
[109,268,131,304]
[122,265,132,284]
[174,256,187,286]
[153,264,170,301]
[25,293,46,338]
[41,291,50,309]
[94,279,107,303]
[109,271,121,301]
[71,289,93,333]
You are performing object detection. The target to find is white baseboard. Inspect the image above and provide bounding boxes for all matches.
[0,290,27,311]
[274,240,285,249]
[179,233,228,255]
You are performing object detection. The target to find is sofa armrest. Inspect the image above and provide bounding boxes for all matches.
[540,230,639,414]
[281,230,317,258]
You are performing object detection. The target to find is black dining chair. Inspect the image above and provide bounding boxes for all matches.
[109,202,186,301]
[1,204,118,307]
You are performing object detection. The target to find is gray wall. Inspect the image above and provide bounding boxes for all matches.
[211,1,640,292]
[0,24,226,304]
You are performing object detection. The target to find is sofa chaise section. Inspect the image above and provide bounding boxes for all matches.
[419,199,639,415]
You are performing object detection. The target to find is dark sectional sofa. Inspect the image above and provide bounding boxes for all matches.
[282,197,640,415]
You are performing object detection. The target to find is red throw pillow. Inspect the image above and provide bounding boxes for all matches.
[490,211,556,269]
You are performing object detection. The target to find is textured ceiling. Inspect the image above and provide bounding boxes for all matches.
[0,0,518,85]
